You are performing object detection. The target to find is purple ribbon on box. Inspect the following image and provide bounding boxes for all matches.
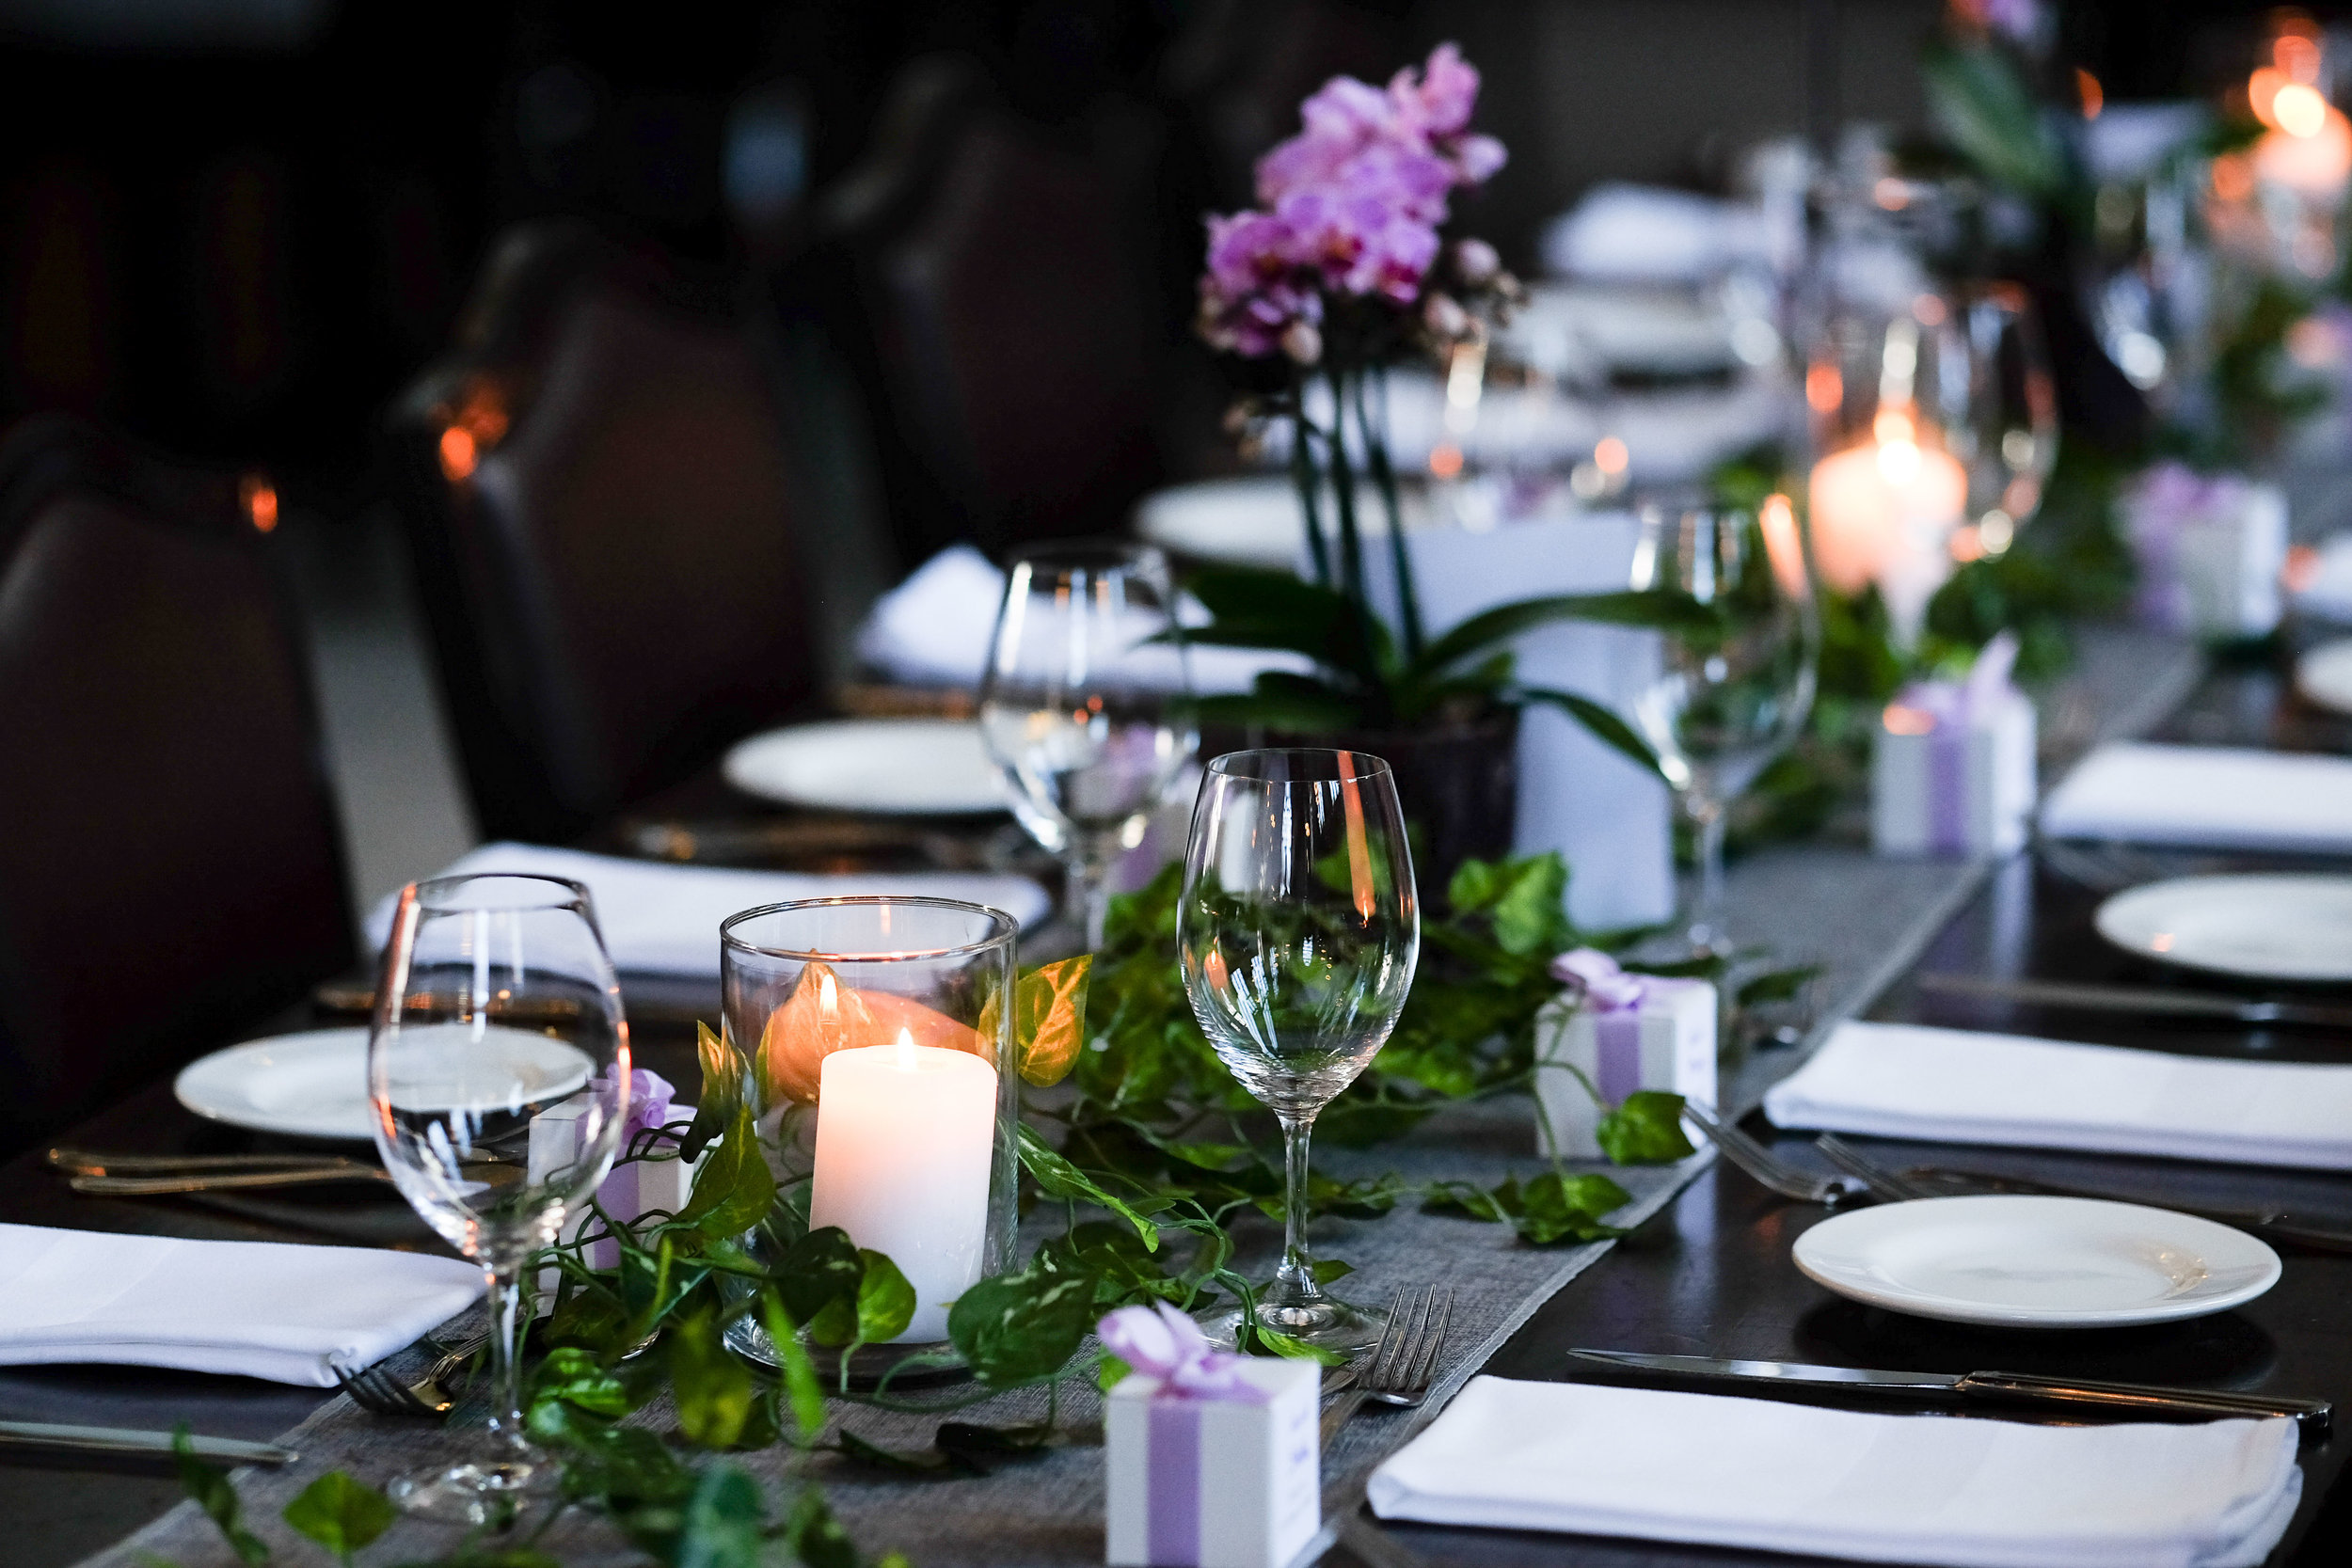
[2125,463,2249,633]
[1101,1303,1271,1565]
[1885,631,2019,857]
[580,1067,678,1268]
[1549,948,1661,1104]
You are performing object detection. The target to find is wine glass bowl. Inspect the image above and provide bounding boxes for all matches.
[1178,749,1419,1354]
[1630,506,1819,955]
[979,542,1198,953]
[369,872,629,1521]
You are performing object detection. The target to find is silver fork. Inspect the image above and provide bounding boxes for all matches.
[1320,1285,1453,1450]
[1680,1102,1869,1206]
[1813,1133,1935,1201]
[335,1336,487,1418]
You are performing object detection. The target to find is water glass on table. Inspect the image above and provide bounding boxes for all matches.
[979,542,1198,953]
[368,872,630,1522]
[1629,503,1817,956]
[1178,749,1420,1355]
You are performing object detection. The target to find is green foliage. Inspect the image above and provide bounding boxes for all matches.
[172,1425,268,1566]
[1595,1091,1697,1165]
[673,1102,776,1245]
[1424,1171,1634,1245]
[280,1472,395,1567]
[1921,37,2071,201]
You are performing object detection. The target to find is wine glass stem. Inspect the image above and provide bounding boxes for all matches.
[1070,854,1114,952]
[483,1264,530,1457]
[1688,796,1728,954]
[1271,1111,1324,1309]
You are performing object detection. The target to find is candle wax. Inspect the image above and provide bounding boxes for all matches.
[1807,441,1968,595]
[809,1037,998,1342]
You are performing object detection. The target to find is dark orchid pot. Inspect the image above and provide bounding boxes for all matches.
[1203,707,1519,896]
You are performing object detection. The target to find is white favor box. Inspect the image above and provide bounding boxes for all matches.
[2129,481,2289,638]
[528,1095,702,1276]
[1870,688,2037,858]
[1105,1357,1320,1568]
[1534,979,1716,1161]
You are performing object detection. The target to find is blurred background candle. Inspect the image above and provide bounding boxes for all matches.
[809,1024,998,1342]
[1806,424,1968,601]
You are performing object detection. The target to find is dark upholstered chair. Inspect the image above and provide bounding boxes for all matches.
[0,419,354,1158]
[390,222,825,845]
[788,58,1169,575]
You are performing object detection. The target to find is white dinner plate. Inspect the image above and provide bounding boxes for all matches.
[2296,638,2352,716]
[1792,1195,2280,1328]
[2094,873,2352,983]
[174,1026,596,1143]
[722,719,1005,816]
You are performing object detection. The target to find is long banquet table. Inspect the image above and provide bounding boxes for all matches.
[13,624,2352,1567]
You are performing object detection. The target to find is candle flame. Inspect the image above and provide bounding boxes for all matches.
[1876,438,1921,485]
[2276,83,2329,139]
[1335,752,1377,924]
[894,1026,917,1069]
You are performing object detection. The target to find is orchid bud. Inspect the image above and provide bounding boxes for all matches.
[1453,238,1501,286]
[1281,319,1324,365]
[1422,293,1470,340]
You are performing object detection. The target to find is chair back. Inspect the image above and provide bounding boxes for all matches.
[0,419,353,1155]
[393,223,821,843]
[799,60,1166,570]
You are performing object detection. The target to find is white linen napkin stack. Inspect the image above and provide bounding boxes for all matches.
[363,842,1051,978]
[0,1224,484,1387]
[2039,742,2352,854]
[1763,1021,2352,1170]
[1368,1376,2302,1568]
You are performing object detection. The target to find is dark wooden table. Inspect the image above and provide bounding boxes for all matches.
[11,647,2352,1567]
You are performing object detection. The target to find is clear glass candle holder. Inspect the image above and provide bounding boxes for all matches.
[715,896,1020,1369]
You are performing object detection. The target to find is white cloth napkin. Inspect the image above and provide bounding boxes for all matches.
[2040,742,2352,853]
[365,843,1050,976]
[1538,182,1770,282]
[1763,1020,2352,1169]
[0,1225,483,1387]
[1367,1376,2301,1568]
[851,544,1288,694]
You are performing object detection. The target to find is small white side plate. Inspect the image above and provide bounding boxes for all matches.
[175,1027,595,1143]
[2296,638,2352,716]
[723,719,1005,816]
[1793,1194,2280,1328]
[2094,873,2352,983]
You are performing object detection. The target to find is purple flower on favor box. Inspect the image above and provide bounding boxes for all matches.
[593,1064,678,1149]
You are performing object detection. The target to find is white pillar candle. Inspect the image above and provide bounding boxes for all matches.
[1807,439,1968,595]
[809,1028,998,1342]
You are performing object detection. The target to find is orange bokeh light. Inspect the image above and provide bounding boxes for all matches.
[239,473,278,533]
[438,425,478,482]
[1428,442,1464,479]
[1593,436,1629,475]
[1805,363,1843,413]
[2076,69,2104,119]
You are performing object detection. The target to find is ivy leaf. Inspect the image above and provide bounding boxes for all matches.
[620,1232,711,1343]
[1097,1352,1133,1392]
[781,1487,870,1568]
[935,1419,1052,1474]
[1013,956,1092,1086]
[834,1428,963,1476]
[1251,1324,1343,1366]
[171,1425,268,1566]
[760,1292,830,1444]
[1017,1123,1159,1249]
[282,1471,395,1566]
[680,1021,745,1164]
[668,1311,756,1449]
[947,1260,1099,1385]
[1311,1259,1356,1286]
[530,1345,632,1418]
[855,1249,917,1344]
[1596,1091,1697,1165]
[1512,1171,1634,1246]
[673,1101,775,1243]
[775,1227,865,1347]
[673,1465,766,1568]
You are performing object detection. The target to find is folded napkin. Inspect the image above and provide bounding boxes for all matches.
[0,1225,483,1387]
[366,843,1050,976]
[1368,1376,2300,1568]
[852,543,1287,694]
[1764,1021,2352,1169]
[2040,742,2352,854]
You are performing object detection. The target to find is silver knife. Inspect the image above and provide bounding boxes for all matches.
[1915,974,2352,1031]
[1567,1350,2332,1433]
[0,1420,297,1465]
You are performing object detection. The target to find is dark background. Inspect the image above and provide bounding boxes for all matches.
[0,0,2322,506]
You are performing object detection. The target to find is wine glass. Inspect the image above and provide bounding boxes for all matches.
[369,873,629,1522]
[979,542,1199,953]
[1950,284,2058,559]
[1629,504,1819,956]
[1177,749,1419,1355]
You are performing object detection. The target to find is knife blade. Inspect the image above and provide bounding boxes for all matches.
[1567,1350,2332,1433]
[1915,974,2352,1031]
[0,1420,296,1465]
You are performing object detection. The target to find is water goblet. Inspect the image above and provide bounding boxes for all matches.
[1177,749,1419,1355]
[1629,505,1819,956]
[979,542,1198,954]
[369,872,629,1522]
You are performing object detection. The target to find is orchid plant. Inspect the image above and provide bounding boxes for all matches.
[1184,45,1671,773]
